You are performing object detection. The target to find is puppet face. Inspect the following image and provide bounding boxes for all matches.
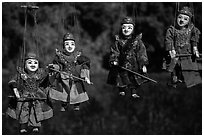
[64,40,76,53]
[25,58,39,72]
[177,14,190,27]
[122,24,134,36]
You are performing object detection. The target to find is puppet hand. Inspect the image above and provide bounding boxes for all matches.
[112,61,118,66]
[48,64,60,71]
[21,74,27,80]
[142,66,147,73]
[169,50,176,58]
[48,64,55,69]
[195,51,200,58]
[13,88,20,99]
[193,47,200,58]
[68,73,73,79]
[85,77,91,84]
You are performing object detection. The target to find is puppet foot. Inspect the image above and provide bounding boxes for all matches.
[119,91,125,96]
[177,79,183,83]
[73,106,80,111]
[131,88,140,98]
[32,128,39,132]
[60,107,66,112]
[60,102,68,111]
[167,82,177,88]
[20,129,27,134]
[172,84,177,88]
[132,93,140,98]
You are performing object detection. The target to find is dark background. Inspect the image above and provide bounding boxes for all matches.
[2,2,202,135]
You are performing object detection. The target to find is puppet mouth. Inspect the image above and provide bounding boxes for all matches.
[123,31,131,35]
[30,66,36,69]
[68,47,73,50]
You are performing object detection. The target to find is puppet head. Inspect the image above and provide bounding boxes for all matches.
[25,52,39,72]
[121,17,135,36]
[63,32,76,53]
[177,7,193,27]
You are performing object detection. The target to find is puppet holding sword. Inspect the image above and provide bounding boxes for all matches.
[48,32,91,111]
[107,17,157,98]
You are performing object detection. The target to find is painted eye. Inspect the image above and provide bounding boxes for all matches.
[71,42,75,46]
[184,17,188,21]
[128,26,133,29]
[34,61,38,64]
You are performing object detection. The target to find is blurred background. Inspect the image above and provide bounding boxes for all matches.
[2,2,202,135]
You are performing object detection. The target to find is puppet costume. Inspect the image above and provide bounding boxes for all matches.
[107,17,148,97]
[48,33,90,110]
[164,7,201,88]
[49,50,90,104]
[6,54,53,129]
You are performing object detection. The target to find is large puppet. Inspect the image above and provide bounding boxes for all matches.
[48,32,91,111]
[164,6,201,88]
[6,52,53,134]
[6,5,53,134]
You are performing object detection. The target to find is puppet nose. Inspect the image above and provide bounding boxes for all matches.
[180,20,184,24]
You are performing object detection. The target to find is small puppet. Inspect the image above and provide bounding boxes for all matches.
[48,32,91,111]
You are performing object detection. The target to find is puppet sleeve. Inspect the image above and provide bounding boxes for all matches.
[52,55,62,70]
[137,38,149,69]
[109,35,120,64]
[191,26,201,48]
[8,75,17,89]
[165,26,175,51]
[77,55,90,79]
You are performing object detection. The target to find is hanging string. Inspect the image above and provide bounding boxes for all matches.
[73,3,80,47]
[31,6,40,60]
[16,4,28,85]
[62,2,66,32]
[32,5,43,66]
[173,2,178,29]
[57,2,65,50]
[117,2,125,34]
[132,3,136,23]
[189,3,195,25]
[57,3,62,49]
[172,2,179,51]
[22,6,28,69]
[132,3,139,35]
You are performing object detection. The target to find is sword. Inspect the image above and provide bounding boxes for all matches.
[120,66,158,84]
[49,68,93,85]
[175,53,202,57]
[8,96,46,102]
[21,5,39,9]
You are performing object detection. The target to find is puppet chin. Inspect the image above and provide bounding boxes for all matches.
[66,47,75,53]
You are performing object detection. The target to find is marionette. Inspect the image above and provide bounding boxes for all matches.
[164,6,201,88]
[6,5,54,134]
[48,32,91,111]
[6,52,53,134]
[107,17,151,98]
